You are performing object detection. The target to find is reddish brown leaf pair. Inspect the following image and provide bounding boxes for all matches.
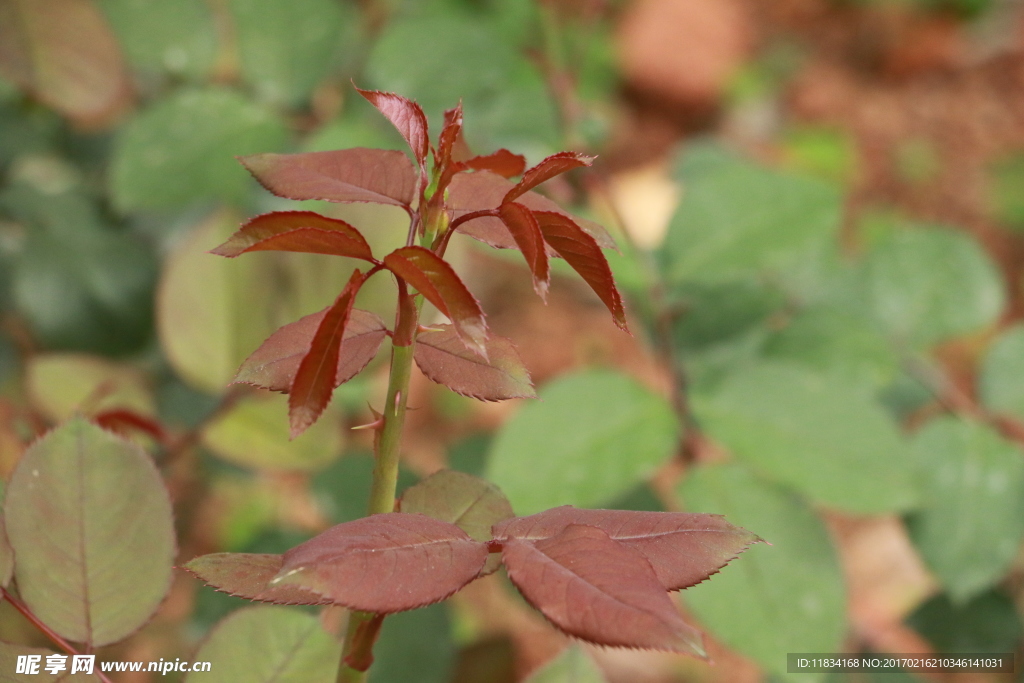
[210,86,626,437]
[184,489,761,658]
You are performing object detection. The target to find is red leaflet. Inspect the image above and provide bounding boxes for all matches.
[498,203,549,299]
[493,507,763,591]
[239,149,417,208]
[210,211,375,262]
[447,171,615,250]
[92,410,167,444]
[414,325,535,401]
[503,151,595,204]
[502,524,706,656]
[235,308,387,392]
[435,105,463,171]
[357,87,430,169]
[288,271,364,438]
[534,211,628,332]
[465,149,527,179]
[272,513,488,613]
[183,553,330,606]
[383,246,488,358]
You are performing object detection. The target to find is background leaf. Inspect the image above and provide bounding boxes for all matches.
[201,392,344,471]
[110,88,289,210]
[369,604,454,683]
[906,590,1023,654]
[906,418,1024,603]
[26,353,154,422]
[857,227,1005,347]
[678,463,846,682]
[522,646,607,683]
[3,418,175,646]
[185,606,340,683]
[229,0,349,107]
[96,0,216,81]
[979,324,1024,417]
[696,362,917,514]
[659,144,841,284]
[486,370,677,514]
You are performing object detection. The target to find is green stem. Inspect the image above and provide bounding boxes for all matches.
[336,283,420,683]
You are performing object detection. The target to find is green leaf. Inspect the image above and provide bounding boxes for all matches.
[858,227,1005,347]
[486,370,677,515]
[523,645,607,683]
[988,153,1024,231]
[670,279,784,351]
[906,590,1022,654]
[312,452,417,524]
[110,88,289,210]
[201,392,344,471]
[185,606,339,683]
[762,307,900,389]
[158,211,355,394]
[0,642,101,682]
[3,418,175,646]
[979,324,1024,417]
[370,604,454,683]
[26,353,155,423]
[95,0,216,80]
[696,362,918,514]
[678,463,846,682]
[659,144,841,284]
[3,184,156,355]
[906,418,1024,603]
[229,0,352,107]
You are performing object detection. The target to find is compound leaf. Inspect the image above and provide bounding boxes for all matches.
[383,246,487,357]
[504,152,594,203]
[493,506,761,591]
[240,148,417,207]
[534,211,626,331]
[235,308,386,393]
[3,418,174,647]
[211,211,374,262]
[414,325,534,401]
[288,270,363,438]
[185,606,339,683]
[499,202,549,299]
[502,524,705,656]
[272,513,488,613]
[357,87,430,169]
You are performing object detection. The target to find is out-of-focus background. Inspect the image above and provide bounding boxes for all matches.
[1,0,1024,681]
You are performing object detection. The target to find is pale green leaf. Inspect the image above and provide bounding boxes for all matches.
[523,646,606,683]
[229,0,353,107]
[96,0,216,80]
[906,418,1024,603]
[3,418,175,646]
[201,392,344,471]
[486,370,677,515]
[678,464,846,683]
[979,324,1024,417]
[660,144,841,284]
[370,604,454,683]
[696,362,917,513]
[26,353,155,423]
[858,227,1004,347]
[185,606,339,683]
[110,88,289,210]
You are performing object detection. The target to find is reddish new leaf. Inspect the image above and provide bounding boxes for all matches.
[502,524,706,656]
[183,553,329,606]
[239,148,417,207]
[414,325,535,401]
[465,149,527,179]
[357,87,430,169]
[448,171,615,250]
[493,507,762,591]
[210,211,375,262]
[383,246,488,357]
[436,105,463,171]
[498,202,550,299]
[503,152,595,204]
[92,409,167,444]
[288,271,364,438]
[272,513,488,613]
[235,308,386,392]
[534,211,627,331]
